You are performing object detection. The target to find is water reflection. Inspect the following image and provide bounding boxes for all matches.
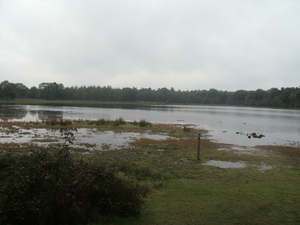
[0,104,299,147]
[37,110,63,119]
[0,106,27,120]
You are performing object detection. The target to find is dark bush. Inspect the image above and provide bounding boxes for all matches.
[59,119,72,126]
[113,117,126,126]
[45,118,58,125]
[45,119,72,126]
[139,119,151,127]
[183,126,190,132]
[0,146,149,225]
[95,118,109,125]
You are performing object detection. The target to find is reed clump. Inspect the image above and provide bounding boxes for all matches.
[113,117,126,126]
[95,118,110,125]
[44,119,72,126]
[183,126,190,132]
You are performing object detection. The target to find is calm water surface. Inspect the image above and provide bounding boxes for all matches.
[0,104,299,147]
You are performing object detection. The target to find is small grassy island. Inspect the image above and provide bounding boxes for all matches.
[0,119,299,225]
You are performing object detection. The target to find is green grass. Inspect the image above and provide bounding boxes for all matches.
[89,134,300,225]
[91,166,300,225]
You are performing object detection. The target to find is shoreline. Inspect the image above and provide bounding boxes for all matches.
[1,98,300,110]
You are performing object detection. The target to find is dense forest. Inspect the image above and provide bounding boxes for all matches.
[0,80,299,108]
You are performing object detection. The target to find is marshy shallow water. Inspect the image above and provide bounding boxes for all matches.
[0,126,175,151]
[1,104,299,147]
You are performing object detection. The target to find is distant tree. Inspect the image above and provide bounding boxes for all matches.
[63,87,75,100]
[138,88,155,102]
[233,90,248,105]
[119,87,138,101]
[28,86,39,99]
[1,79,299,108]
[15,83,29,98]
[0,80,10,89]
[38,82,52,90]
[76,87,89,100]
[245,91,255,106]
[156,88,170,102]
[207,88,221,104]
[266,88,281,107]
[294,88,300,108]
[254,89,266,102]
[279,87,292,107]
[39,82,64,100]
[0,83,17,100]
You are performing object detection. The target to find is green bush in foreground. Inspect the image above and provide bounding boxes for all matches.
[0,146,149,225]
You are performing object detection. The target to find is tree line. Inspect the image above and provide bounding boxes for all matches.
[0,80,299,108]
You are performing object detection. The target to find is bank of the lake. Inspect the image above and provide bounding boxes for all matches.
[0,119,299,225]
[1,98,300,110]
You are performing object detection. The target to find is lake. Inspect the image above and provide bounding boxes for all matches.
[0,104,299,147]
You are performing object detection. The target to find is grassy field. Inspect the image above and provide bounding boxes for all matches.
[90,138,300,225]
[0,119,299,224]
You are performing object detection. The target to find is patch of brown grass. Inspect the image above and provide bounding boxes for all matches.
[78,143,97,148]
[256,145,300,168]
[31,138,59,142]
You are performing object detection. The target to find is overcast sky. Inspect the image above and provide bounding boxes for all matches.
[1,0,299,91]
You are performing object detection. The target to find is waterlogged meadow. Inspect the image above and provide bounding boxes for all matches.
[0,118,299,224]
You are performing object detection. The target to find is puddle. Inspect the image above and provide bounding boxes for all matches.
[255,162,273,172]
[216,145,276,157]
[75,129,173,150]
[202,160,273,171]
[0,128,60,144]
[202,160,247,168]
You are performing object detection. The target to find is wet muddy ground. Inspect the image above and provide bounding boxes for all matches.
[0,119,285,171]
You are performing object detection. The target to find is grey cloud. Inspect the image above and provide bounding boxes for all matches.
[0,0,299,91]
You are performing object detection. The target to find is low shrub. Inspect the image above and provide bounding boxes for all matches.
[183,126,190,132]
[95,118,110,125]
[45,118,58,126]
[44,119,72,126]
[113,117,126,126]
[59,119,72,126]
[0,145,149,225]
[139,119,151,127]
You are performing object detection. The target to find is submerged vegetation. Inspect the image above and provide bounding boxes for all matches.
[0,119,299,224]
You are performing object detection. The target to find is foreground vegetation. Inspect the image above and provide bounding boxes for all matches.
[0,119,299,224]
[0,131,151,225]
[1,80,300,108]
